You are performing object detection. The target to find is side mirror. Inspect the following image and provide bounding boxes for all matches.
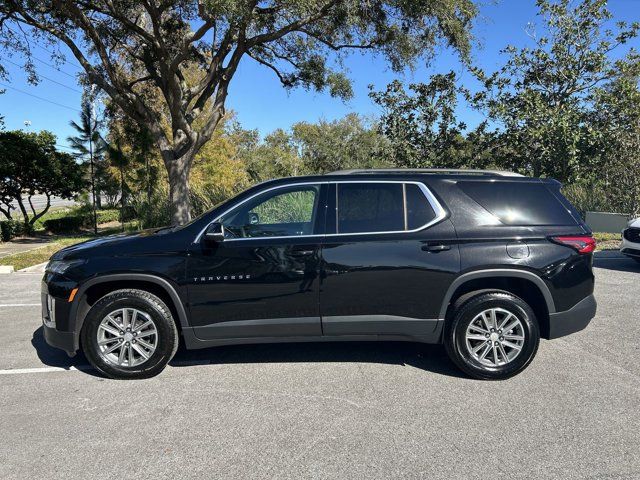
[204,222,225,243]
[248,212,260,225]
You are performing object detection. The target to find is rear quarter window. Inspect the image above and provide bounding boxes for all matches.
[458,181,578,226]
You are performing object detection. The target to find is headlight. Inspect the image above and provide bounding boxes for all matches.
[45,259,87,275]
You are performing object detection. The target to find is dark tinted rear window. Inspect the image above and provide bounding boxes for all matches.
[406,184,436,229]
[458,181,577,226]
[338,183,404,233]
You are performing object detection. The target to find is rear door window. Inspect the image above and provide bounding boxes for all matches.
[458,181,577,226]
[405,183,436,229]
[335,182,438,234]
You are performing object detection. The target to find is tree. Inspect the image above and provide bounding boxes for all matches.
[292,113,390,173]
[0,0,477,224]
[68,94,106,233]
[589,74,640,216]
[0,130,86,230]
[370,74,496,169]
[240,127,303,182]
[472,0,640,182]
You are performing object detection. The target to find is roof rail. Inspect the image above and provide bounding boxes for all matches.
[327,168,524,177]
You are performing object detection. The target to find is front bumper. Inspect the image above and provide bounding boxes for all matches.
[621,229,640,258]
[43,323,76,355]
[547,294,597,339]
[41,274,78,355]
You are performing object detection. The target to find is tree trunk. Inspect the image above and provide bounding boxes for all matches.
[165,152,193,226]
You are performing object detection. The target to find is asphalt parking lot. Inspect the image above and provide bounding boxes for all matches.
[0,253,639,479]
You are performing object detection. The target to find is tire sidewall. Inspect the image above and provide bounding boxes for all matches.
[447,293,540,380]
[81,291,177,379]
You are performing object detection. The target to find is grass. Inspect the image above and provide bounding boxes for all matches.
[0,236,95,271]
[593,232,622,251]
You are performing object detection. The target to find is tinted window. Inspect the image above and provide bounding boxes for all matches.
[337,183,404,233]
[221,185,320,238]
[459,181,577,226]
[406,184,436,229]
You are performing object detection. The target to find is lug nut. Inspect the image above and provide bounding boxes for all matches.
[498,330,502,334]
[125,342,130,346]
[485,333,490,338]
[499,336,504,341]
[119,331,124,335]
[132,339,136,344]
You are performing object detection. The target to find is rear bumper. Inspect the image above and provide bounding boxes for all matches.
[547,294,597,339]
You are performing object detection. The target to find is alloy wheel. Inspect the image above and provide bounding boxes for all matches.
[464,307,526,367]
[96,308,158,367]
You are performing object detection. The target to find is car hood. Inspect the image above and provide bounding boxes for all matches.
[51,227,175,260]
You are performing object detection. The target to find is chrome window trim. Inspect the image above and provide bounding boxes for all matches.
[193,180,448,243]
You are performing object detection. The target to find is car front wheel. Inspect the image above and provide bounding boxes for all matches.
[444,291,540,380]
[80,289,179,379]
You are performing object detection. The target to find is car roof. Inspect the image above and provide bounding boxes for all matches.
[254,169,558,186]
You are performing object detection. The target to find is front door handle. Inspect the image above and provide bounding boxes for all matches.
[422,244,451,252]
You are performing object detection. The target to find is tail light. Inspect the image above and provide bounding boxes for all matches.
[551,235,596,254]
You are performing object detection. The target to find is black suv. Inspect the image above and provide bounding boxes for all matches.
[42,169,597,380]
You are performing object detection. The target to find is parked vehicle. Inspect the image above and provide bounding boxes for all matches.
[621,217,640,263]
[42,169,597,380]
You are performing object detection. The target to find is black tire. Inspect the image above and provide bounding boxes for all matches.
[444,291,540,380]
[80,289,179,379]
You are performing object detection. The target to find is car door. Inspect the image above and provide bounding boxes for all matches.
[187,182,327,340]
[319,180,459,341]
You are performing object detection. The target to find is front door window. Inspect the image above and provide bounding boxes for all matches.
[220,185,321,239]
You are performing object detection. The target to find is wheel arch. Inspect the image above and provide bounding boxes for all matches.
[70,274,189,351]
[440,269,555,339]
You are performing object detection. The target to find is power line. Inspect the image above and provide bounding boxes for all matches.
[6,25,83,69]
[31,55,79,80]
[55,144,76,152]
[0,81,80,113]
[3,57,82,93]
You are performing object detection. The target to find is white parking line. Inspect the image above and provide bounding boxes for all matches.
[0,303,40,307]
[0,360,212,376]
[0,366,91,375]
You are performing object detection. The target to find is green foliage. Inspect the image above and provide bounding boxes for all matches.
[471,0,640,182]
[370,74,497,169]
[43,216,86,234]
[0,0,478,225]
[587,74,640,216]
[253,190,316,224]
[0,220,24,242]
[0,130,86,229]
[292,114,392,173]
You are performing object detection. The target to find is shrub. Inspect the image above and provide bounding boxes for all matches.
[95,209,120,225]
[120,205,137,222]
[43,216,85,234]
[0,220,25,241]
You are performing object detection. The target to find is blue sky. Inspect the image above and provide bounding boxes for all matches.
[1,0,639,152]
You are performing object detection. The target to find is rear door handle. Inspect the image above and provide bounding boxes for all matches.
[422,244,451,252]
[291,249,314,257]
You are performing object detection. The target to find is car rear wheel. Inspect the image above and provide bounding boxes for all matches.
[444,291,540,380]
[81,289,179,379]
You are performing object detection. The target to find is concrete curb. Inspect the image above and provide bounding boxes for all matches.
[18,262,48,273]
[0,266,15,274]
